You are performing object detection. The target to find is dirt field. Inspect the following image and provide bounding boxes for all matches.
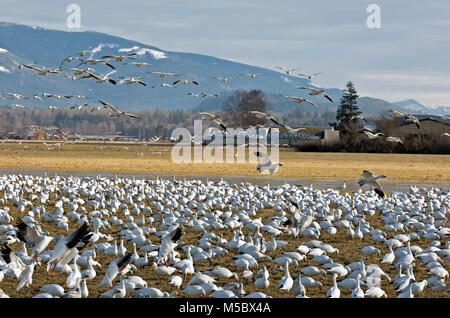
[0,140,448,182]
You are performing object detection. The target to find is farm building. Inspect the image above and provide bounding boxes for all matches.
[391,115,449,137]
[203,126,339,146]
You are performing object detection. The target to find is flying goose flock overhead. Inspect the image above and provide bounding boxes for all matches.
[0,173,447,299]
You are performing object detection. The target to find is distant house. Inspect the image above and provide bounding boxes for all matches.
[391,115,449,137]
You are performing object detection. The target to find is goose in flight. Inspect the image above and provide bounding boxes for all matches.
[439,115,450,120]
[254,151,283,175]
[441,132,450,137]
[390,110,405,118]
[351,114,368,122]
[360,129,384,139]
[213,76,234,83]
[47,221,93,274]
[125,62,152,67]
[275,66,301,75]
[280,95,319,108]
[78,59,115,70]
[98,100,139,119]
[69,103,88,110]
[386,136,404,145]
[23,65,59,76]
[81,70,116,85]
[199,112,227,130]
[101,52,137,62]
[67,67,97,76]
[296,87,333,102]
[188,93,202,98]
[240,73,263,79]
[390,110,420,128]
[11,61,25,70]
[250,111,283,126]
[151,83,175,88]
[149,71,180,78]
[7,93,27,100]
[297,72,322,80]
[74,50,94,57]
[15,221,55,258]
[250,111,304,133]
[173,79,199,85]
[404,115,420,129]
[202,93,219,98]
[156,226,183,265]
[59,56,85,70]
[357,170,386,198]
[119,77,147,86]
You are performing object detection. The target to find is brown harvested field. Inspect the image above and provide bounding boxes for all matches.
[0,140,449,182]
[0,140,448,298]
[0,192,448,298]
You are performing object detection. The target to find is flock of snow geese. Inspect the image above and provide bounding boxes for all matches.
[3,51,330,118]
[0,172,448,298]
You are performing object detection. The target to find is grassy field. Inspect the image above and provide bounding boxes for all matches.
[0,140,449,182]
[0,190,448,298]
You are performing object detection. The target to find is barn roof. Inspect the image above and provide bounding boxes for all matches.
[399,114,450,126]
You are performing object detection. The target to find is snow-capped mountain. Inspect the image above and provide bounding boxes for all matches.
[0,22,447,116]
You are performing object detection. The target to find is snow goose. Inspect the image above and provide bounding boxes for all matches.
[173,79,198,85]
[359,129,385,140]
[327,265,349,278]
[40,284,65,297]
[15,220,55,258]
[357,170,386,198]
[182,285,206,297]
[168,275,183,289]
[81,256,96,280]
[275,66,301,75]
[98,100,138,119]
[118,238,127,257]
[16,259,35,292]
[280,95,319,108]
[327,273,340,298]
[254,151,283,175]
[209,289,237,298]
[351,274,365,298]
[301,266,326,277]
[254,266,269,290]
[204,266,238,280]
[66,257,82,289]
[155,225,183,265]
[199,112,227,131]
[365,287,387,298]
[381,245,395,264]
[96,252,132,288]
[278,261,293,291]
[47,221,93,274]
[296,86,332,102]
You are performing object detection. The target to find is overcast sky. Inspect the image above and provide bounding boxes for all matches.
[2,0,449,106]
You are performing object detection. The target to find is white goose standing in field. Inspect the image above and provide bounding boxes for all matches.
[66,257,82,289]
[279,261,293,291]
[351,274,365,298]
[327,273,341,298]
[254,266,270,290]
